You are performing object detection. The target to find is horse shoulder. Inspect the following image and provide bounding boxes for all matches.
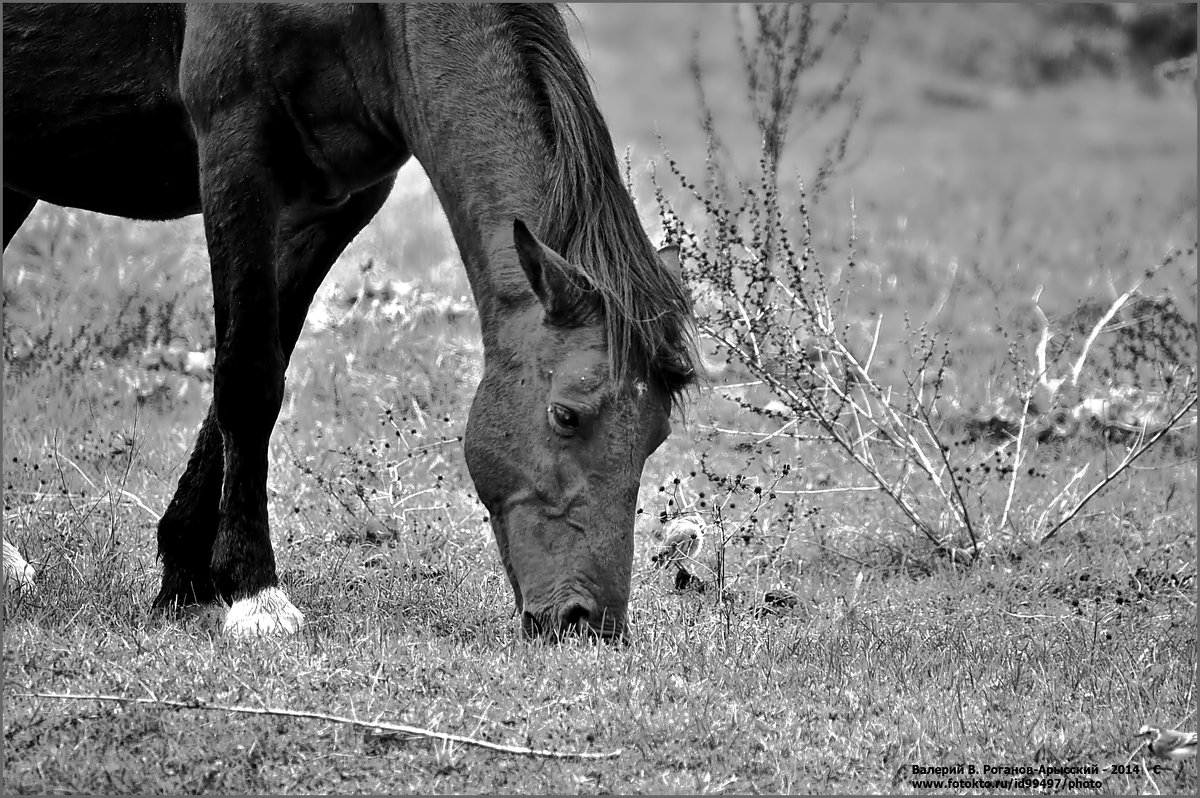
[181,4,406,205]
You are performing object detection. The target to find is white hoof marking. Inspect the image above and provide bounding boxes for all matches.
[3,539,36,592]
[223,587,305,637]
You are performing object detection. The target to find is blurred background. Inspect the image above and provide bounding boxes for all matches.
[576,2,1197,169]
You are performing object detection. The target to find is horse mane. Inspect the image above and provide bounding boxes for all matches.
[497,4,700,404]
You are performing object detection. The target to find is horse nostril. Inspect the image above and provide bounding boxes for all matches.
[523,602,613,640]
[559,602,593,632]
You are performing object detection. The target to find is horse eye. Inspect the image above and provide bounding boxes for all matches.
[548,404,579,435]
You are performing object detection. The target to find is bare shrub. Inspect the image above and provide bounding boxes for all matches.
[645,4,1197,588]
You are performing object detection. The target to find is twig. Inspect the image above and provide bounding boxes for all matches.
[761,365,943,546]
[771,485,879,496]
[1031,291,1050,380]
[1068,290,1130,390]
[1041,394,1197,543]
[4,490,156,521]
[862,314,882,375]
[1068,244,1194,388]
[19,691,621,760]
[696,422,826,442]
[114,487,162,522]
[1034,463,1090,537]
[911,381,977,551]
[926,259,958,324]
[756,416,802,445]
[998,387,1034,535]
[49,446,98,492]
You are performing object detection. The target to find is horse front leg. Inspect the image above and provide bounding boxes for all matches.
[155,173,400,632]
[154,405,223,609]
[183,116,294,635]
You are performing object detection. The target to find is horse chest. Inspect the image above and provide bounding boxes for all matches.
[268,112,407,211]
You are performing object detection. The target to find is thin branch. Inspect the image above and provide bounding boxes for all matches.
[828,334,946,492]
[771,485,880,496]
[915,391,977,552]
[1041,394,1197,543]
[926,259,958,324]
[862,314,882,375]
[696,421,824,442]
[1031,297,1052,384]
[1068,244,1195,388]
[115,487,162,522]
[998,387,1035,535]
[50,445,98,492]
[19,691,621,761]
[711,309,945,546]
[1068,288,1133,389]
[1034,462,1090,537]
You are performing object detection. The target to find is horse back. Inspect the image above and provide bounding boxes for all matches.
[4,3,406,222]
[3,3,197,219]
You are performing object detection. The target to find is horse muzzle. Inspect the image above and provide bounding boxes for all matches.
[520,598,628,643]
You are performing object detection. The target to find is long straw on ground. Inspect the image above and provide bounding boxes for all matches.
[19,691,622,761]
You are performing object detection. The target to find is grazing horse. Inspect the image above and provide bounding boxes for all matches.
[3,4,698,639]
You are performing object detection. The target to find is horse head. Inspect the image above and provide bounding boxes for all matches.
[463,220,692,640]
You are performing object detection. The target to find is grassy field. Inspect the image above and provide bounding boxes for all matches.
[4,4,1197,794]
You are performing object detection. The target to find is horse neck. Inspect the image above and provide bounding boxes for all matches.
[391,6,566,344]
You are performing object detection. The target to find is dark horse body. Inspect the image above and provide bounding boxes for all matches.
[3,4,697,637]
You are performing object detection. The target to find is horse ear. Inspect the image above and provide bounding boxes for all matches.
[514,219,588,323]
[657,243,682,282]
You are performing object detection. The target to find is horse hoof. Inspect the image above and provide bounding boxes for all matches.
[223,587,305,637]
[3,539,36,592]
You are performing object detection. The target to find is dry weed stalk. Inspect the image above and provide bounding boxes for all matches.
[20,691,621,760]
